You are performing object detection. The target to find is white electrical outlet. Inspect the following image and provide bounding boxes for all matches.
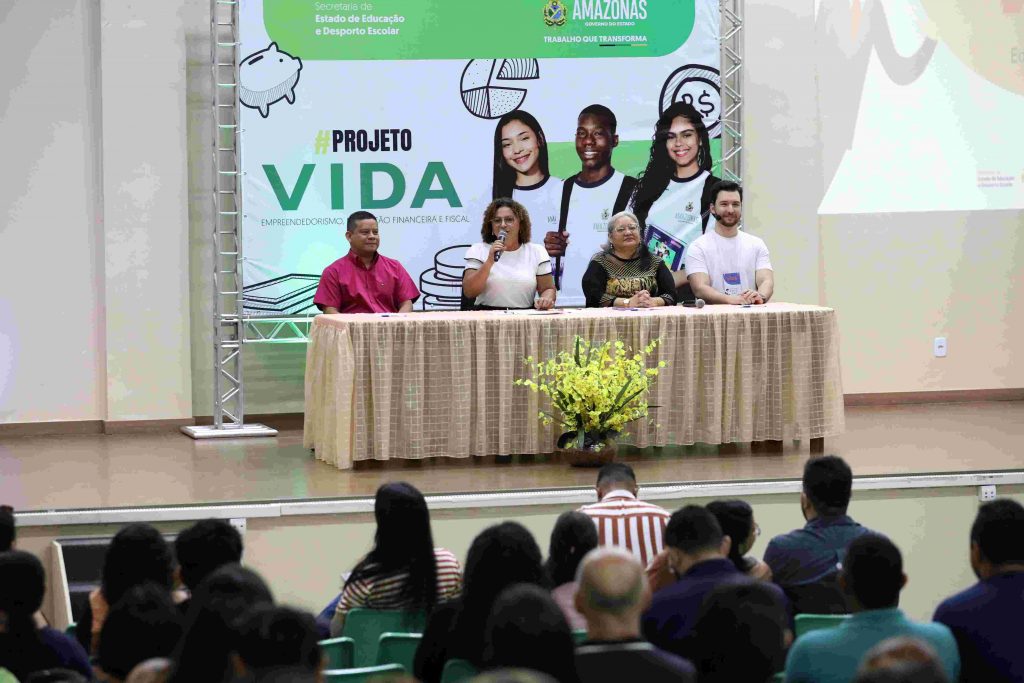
[229,518,247,535]
[933,337,947,357]
[979,485,997,502]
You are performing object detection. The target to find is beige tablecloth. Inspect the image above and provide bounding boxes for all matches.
[304,304,844,469]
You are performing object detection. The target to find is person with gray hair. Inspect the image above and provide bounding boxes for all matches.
[574,547,694,682]
[580,211,677,308]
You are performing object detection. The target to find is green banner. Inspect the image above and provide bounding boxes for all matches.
[264,0,694,60]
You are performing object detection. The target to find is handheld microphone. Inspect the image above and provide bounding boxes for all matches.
[493,229,508,262]
[681,298,705,309]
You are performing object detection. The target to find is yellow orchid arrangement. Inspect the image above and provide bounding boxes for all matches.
[515,336,666,451]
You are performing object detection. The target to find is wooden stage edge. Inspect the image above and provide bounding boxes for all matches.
[1,389,1022,437]
[0,401,1022,516]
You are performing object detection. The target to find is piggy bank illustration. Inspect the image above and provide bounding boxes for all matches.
[239,42,302,118]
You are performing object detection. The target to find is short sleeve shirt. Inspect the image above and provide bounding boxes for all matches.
[684,229,771,295]
[336,548,463,615]
[464,242,551,308]
[644,171,717,272]
[313,251,420,313]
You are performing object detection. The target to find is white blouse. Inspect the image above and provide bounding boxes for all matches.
[464,242,552,308]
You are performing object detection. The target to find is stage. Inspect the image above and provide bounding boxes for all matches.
[1,401,1021,513]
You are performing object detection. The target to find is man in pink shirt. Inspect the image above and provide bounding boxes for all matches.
[313,211,420,314]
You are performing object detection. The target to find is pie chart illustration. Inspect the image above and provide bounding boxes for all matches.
[460,58,541,119]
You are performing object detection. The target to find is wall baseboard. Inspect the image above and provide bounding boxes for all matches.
[0,420,104,436]
[844,389,1024,407]
[102,418,196,434]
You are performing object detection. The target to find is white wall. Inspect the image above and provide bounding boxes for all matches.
[0,0,192,424]
[0,1,105,423]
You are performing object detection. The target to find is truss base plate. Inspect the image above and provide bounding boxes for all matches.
[180,424,279,439]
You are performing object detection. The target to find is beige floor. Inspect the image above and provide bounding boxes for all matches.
[1,401,1021,512]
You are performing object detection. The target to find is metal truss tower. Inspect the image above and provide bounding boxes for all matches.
[183,0,277,439]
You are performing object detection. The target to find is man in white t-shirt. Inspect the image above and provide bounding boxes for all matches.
[543,105,637,307]
[685,182,774,305]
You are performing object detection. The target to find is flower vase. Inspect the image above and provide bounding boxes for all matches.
[556,431,617,468]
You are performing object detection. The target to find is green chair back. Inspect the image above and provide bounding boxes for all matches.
[342,609,427,668]
[324,663,405,682]
[64,622,77,639]
[572,629,588,644]
[0,668,18,683]
[771,673,785,682]
[319,636,356,670]
[440,658,478,683]
[794,613,850,638]
[376,632,422,671]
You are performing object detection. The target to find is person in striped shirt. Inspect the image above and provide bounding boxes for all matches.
[578,463,671,570]
[329,482,462,636]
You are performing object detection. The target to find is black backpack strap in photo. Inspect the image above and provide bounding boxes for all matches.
[554,177,576,289]
[612,175,638,215]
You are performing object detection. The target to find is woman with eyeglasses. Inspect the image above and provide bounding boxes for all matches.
[463,197,557,310]
[707,499,773,581]
[581,211,676,308]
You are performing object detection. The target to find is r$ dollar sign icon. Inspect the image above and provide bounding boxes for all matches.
[659,64,722,138]
[682,89,716,117]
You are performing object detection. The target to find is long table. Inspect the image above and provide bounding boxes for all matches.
[303,304,845,470]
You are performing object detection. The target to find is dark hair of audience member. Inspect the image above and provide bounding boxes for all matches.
[595,463,636,489]
[102,524,175,608]
[802,455,853,516]
[455,521,547,641]
[545,511,599,588]
[689,582,789,682]
[706,500,755,572]
[483,583,578,683]
[344,482,439,614]
[855,636,949,683]
[174,519,243,591]
[168,564,273,683]
[970,498,1024,566]
[232,605,321,678]
[844,534,903,609]
[0,505,14,552]
[664,505,724,554]
[0,551,64,679]
[24,669,91,682]
[96,583,183,681]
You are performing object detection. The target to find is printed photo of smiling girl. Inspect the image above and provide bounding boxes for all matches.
[630,102,722,301]
[491,110,563,246]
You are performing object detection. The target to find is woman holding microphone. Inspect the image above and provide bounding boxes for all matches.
[463,198,557,311]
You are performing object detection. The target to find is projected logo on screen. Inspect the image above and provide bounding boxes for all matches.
[660,64,721,138]
[460,59,541,119]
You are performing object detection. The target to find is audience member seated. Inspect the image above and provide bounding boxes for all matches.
[168,564,273,683]
[76,523,177,655]
[688,582,791,683]
[414,521,546,683]
[231,605,322,683]
[330,482,462,636]
[0,506,14,552]
[0,551,92,680]
[95,584,183,683]
[642,505,787,658]
[546,511,598,631]
[707,499,772,581]
[933,498,1024,682]
[784,534,960,683]
[578,464,670,569]
[173,518,244,616]
[482,584,577,683]
[574,548,694,683]
[125,658,173,683]
[854,637,949,683]
[764,456,873,614]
